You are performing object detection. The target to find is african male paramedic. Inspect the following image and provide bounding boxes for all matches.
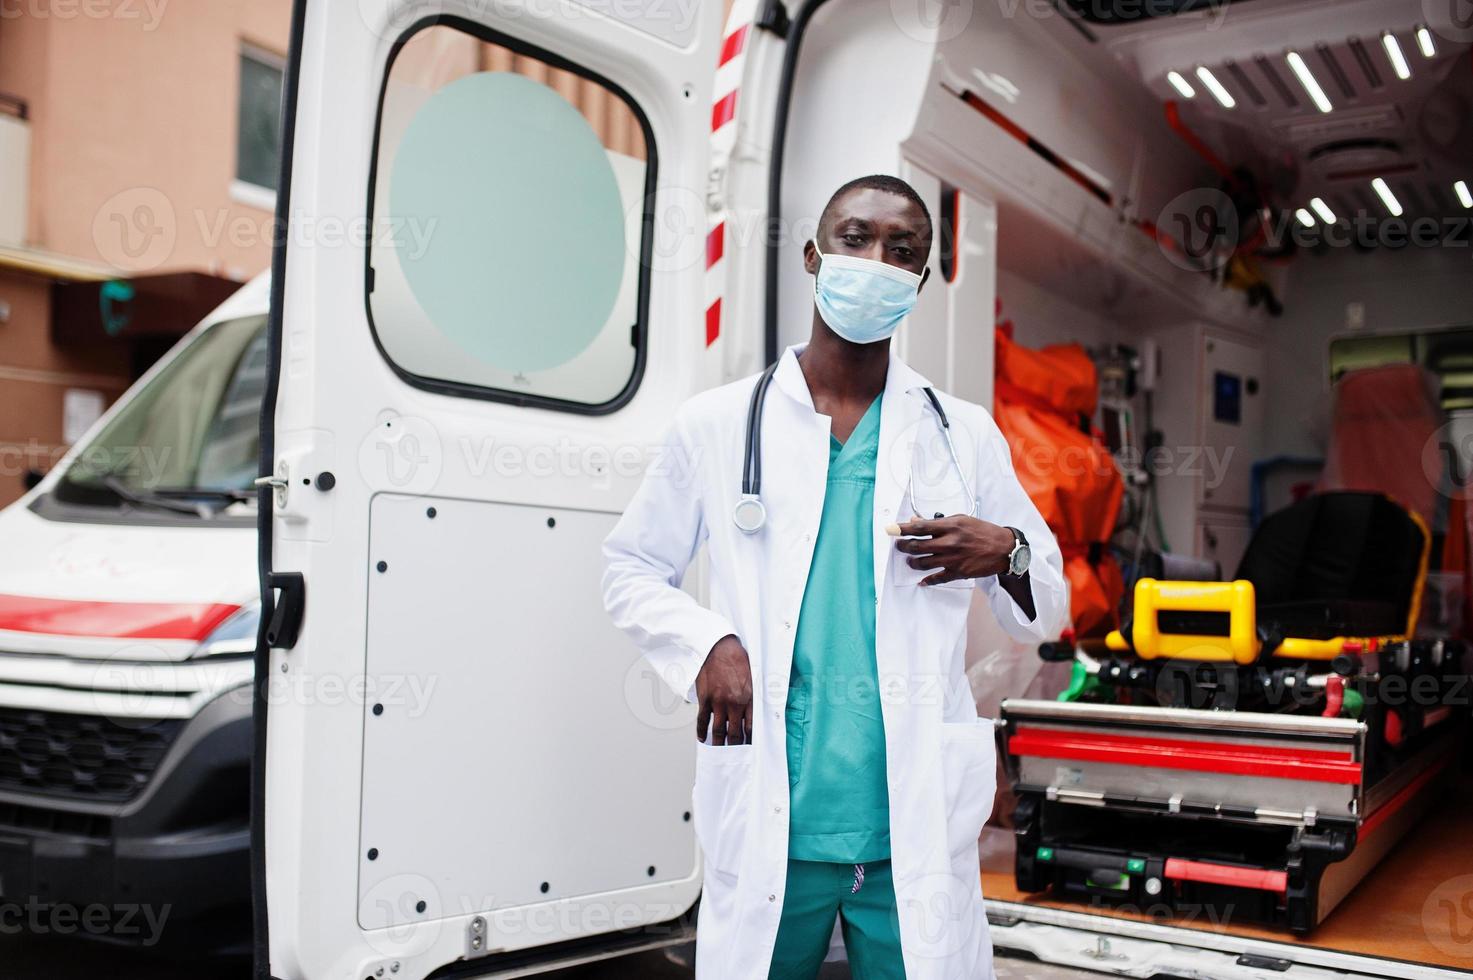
[602,174,1067,980]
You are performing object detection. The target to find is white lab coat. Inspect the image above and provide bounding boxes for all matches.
[602,345,1068,980]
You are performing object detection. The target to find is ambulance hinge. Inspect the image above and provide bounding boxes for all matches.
[756,0,790,38]
[707,165,726,215]
[466,916,490,959]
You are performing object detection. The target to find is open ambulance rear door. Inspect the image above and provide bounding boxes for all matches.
[255,2,731,978]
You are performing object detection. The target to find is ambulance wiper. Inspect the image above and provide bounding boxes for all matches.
[149,486,256,504]
[101,476,212,518]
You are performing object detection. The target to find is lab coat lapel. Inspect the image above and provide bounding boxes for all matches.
[771,345,831,578]
[873,352,931,601]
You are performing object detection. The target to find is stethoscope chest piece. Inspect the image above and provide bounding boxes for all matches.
[733,494,767,534]
[735,363,779,535]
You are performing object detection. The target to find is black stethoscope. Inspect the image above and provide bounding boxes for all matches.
[732,364,977,534]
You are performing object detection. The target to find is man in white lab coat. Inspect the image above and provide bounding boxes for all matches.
[603,175,1067,979]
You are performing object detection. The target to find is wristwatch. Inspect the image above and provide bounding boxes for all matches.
[1004,526,1031,578]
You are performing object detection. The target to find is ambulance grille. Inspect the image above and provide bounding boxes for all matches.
[0,707,184,803]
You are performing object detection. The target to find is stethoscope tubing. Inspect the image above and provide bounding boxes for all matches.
[736,368,974,532]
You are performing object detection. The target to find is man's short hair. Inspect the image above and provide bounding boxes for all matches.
[818,174,933,242]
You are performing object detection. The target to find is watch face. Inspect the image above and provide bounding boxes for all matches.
[1012,543,1031,576]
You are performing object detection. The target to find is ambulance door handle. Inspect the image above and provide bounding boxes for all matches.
[266,572,306,650]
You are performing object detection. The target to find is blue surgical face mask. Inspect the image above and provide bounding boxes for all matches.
[812,243,923,344]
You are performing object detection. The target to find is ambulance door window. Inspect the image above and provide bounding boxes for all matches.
[367,22,653,411]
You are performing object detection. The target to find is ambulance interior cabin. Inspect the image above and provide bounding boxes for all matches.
[757,0,1472,969]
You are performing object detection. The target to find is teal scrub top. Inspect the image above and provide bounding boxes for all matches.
[786,394,890,863]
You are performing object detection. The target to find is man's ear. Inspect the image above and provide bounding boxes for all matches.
[917,266,931,293]
[803,239,819,275]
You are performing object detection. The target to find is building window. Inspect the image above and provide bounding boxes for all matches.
[236,44,285,197]
[365,22,654,412]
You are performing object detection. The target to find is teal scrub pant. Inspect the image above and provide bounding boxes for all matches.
[767,859,906,979]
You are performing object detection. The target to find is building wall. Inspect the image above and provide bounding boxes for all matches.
[4,1,292,276]
[0,272,132,502]
[0,2,292,506]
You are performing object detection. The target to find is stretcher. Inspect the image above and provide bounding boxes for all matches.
[1001,491,1472,934]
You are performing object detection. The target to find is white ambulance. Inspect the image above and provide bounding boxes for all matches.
[2,0,1470,978]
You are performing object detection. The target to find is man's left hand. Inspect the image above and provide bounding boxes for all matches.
[891,517,1016,586]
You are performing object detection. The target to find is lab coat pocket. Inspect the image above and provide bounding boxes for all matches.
[693,741,755,877]
[940,719,998,860]
[889,536,979,593]
[890,491,977,591]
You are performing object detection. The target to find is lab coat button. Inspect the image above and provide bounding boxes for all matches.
[783,621,791,630]
[768,894,776,903]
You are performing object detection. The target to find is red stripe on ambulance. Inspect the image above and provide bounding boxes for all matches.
[0,593,240,641]
[718,24,750,67]
[707,222,725,268]
[711,90,738,131]
[706,299,722,347]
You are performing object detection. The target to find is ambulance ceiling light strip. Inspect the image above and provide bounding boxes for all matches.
[1382,32,1412,80]
[1286,51,1333,113]
[1417,26,1436,58]
[1166,70,1195,98]
[1194,66,1235,108]
[1371,177,1404,216]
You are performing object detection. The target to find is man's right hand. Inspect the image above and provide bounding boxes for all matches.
[695,635,753,745]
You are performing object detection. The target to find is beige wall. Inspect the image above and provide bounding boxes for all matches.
[0,2,291,506]
[0,272,131,503]
[1,0,294,279]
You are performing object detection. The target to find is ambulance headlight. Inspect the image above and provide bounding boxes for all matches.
[194,602,260,658]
